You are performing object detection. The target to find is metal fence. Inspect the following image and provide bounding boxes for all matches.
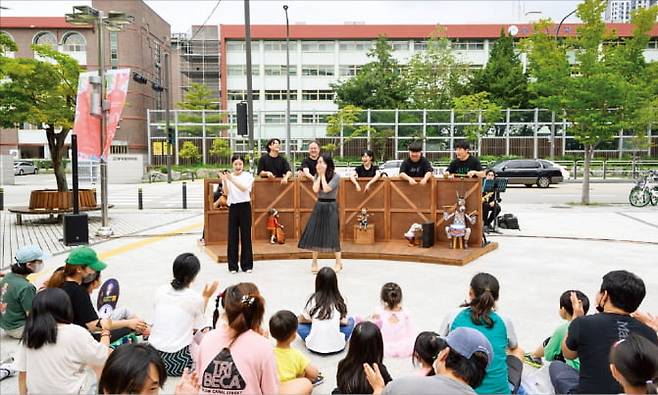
[147,108,657,166]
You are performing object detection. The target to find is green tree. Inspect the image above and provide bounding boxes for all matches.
[176,83,223,136]
[472,29,530,109]
[404,30,472,109]
[177,82,218,110]
[0,37,82,191]
[332,36,409,109]
[452,92,502,152]
[208,137,232,164]
[178,141,201,163]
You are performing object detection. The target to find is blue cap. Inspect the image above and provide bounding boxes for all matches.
[15,245,49,265]
[444,327,494,366]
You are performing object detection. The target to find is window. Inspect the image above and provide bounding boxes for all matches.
[109,32,118,69]
[301,90,334,100]
[339,41,372,51]
[647,39,658,49]
[301,114,329,123]
[264,90,297,100]
[301,41,334,52]
[33,32,57,48]
[451,40,485,51]
[263,41,297,51]
[63,32,85,52]
[227,64,260,76]
[301,65,335,76]
[227,90,260,101]
[264,114,298,123]
[339,65,362,76]
[413,40,427,51]
[264,65,297,76]
[226,41,245,52]
[390,41,409,51]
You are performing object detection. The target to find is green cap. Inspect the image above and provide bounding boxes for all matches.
[65,246,107,271]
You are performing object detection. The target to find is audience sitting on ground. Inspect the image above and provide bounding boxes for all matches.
[609,333,658,395]
[439,272,523,394]
[335,321,393,394]
[46,247,149,343]
[98,342,201,394]
[412,331,444,376]
[0,245,46,339]
[298,267,355,354]
[527,290,590,369]
[269,310,320,395]
[364,326,493,395]
[17,288,110,395]
[370,282,416,358]
[193,282,279,394]
[550,270,658,394]
[148,253,218,377]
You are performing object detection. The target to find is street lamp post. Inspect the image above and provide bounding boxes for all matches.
[283,5,291,157]
[556,9,577,39]
[66,6,133,237]
[244,0,255,172]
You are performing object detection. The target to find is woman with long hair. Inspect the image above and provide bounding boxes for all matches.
[439,272,522,394]
[193,282,278,395]
[298,154,342,273]
[223,154,255,273]
[16,288,110,395]
[335,321,393,394]
[149,253,218,376]
[298,267,354,354]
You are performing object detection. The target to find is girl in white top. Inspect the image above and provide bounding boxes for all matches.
[149,253,218,376]
[297,267,355,354]
[17,288,110,395]
[222,154,255,273]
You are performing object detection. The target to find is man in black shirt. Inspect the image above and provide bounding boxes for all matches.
[257,138,292,184]
[550,270,658,394]
[398,141,433,186]
[297,140,320,181]
[482,170,501,231]
[445,141,485,178]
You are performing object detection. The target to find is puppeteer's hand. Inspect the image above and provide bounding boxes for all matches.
[355,184,362,192]
[467,170,478,178]
[267,171,276,179]
[408,178,417,186]
[419,178,428,185]
[280,177,288,185]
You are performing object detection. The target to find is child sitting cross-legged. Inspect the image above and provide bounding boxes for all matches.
[269,310,322,395]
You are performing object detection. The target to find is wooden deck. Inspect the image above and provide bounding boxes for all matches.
[204,240,498,266]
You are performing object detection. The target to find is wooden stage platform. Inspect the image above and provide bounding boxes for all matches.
[204,240,498,266]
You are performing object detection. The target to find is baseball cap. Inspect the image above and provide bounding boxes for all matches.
[65,246,107,272]
[444,327,494,366]
[15,245,49,264]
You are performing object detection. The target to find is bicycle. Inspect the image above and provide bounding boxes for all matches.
[629,170,658,207]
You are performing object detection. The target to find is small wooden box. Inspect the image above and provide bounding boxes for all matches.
[354,224,375,244]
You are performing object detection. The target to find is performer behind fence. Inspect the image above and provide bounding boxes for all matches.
[222,154,254,273]
[350,149,383,192]
[298,154,342,274]
[444,141,485,178]
[257,138,292,184]
[482,169,502,232]
[398,141,433,186]
[297,140,321,181]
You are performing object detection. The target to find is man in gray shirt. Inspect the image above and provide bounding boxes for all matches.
[365,327,493,395]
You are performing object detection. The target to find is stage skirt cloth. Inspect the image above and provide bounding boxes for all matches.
[298,199,341,252]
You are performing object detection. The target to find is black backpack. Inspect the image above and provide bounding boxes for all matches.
[498,213,520,230]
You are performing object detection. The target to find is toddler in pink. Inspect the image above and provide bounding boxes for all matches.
[371,282,416,358]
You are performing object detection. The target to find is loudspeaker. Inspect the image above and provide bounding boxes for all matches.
[236,102,248,136]
[63,213,89,246]
[421,222,435,248]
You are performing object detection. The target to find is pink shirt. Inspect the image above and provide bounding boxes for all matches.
[194,327,279,395]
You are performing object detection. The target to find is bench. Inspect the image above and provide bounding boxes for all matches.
[8,205,114,225]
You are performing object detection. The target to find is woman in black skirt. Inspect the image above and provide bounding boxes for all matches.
[298,154,342,274]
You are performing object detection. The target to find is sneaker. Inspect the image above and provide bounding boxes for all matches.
[523,353,543,368]
[311,373,324,387]
[230,270,238,274]
[244,269,253,273]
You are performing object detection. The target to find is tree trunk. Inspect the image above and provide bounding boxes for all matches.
[581,144,592,205]
[46,125,70,192]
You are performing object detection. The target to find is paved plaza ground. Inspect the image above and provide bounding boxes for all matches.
[1,177,657,393]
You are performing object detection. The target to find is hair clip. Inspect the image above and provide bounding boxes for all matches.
[241,295,255,306]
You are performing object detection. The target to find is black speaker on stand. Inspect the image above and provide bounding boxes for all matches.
[236,102,248,136]
[421,222,435,248]
[64,134,89,246]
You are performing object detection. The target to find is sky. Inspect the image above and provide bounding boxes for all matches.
[2,0,583,34]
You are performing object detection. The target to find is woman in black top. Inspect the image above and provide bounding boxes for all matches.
[349,149,382,192]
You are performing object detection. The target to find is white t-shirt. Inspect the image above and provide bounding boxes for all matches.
[302,297,346,353]
[226,171,254,205]
[148,284,206,353]
[15,323,108,394]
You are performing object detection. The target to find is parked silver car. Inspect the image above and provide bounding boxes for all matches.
[379,160,403,177]
[14,161,38,175]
